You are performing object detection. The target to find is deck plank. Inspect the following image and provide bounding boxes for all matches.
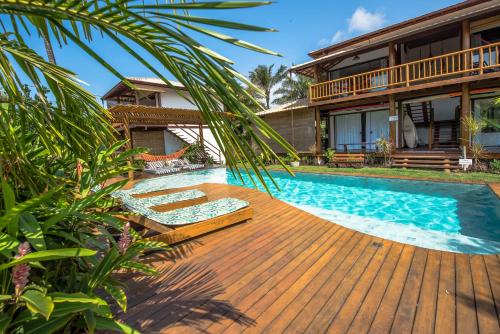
[119,183,500,334]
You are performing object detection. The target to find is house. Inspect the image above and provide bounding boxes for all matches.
[272,0,500,168]
[102,77,224,163]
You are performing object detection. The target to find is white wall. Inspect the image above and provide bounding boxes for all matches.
[163,130,185,154]
[160,88,198,110]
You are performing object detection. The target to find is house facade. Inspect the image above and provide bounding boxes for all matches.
[283,0,500,166]
[102,77,224,163]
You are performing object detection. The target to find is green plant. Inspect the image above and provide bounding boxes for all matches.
[490,159,500,173]
[375,137,393,166]
[325,148,336,163]
[249,64,288,109]
[0,142,167,333]
[461,114,486,166]
[0,1,298,331]
[273,74,312,105]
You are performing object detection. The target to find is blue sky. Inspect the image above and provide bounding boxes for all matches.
[26,0,459,100]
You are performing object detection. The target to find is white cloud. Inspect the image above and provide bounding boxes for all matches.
[348,7,386,33]
[317,7,386,48]
[318,31,345,46]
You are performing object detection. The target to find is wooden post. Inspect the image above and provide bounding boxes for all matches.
[291,110,295,148]
[389,95,397,148]
[460,83,471,147]
[198,123,204,149]
[123,117,134,181]
[462,20,470,73]
[388,42,396,87]
[315,107,321,153]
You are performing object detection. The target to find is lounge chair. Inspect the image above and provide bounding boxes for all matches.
[118,189,208,213]
[124,198,253,244]
[144,161,181,175]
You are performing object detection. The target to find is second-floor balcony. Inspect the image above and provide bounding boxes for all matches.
[309,42,500,103]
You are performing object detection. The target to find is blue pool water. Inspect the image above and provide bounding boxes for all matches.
[129,168,500,254]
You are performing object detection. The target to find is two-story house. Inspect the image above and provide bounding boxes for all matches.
[266,0,500,169]
[102,77,224,163]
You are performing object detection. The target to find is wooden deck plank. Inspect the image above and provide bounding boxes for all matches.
[260,231,364,334]
[326,243,402,334]
[305,238,391,333]
[434,252,456,334]
[347,245,411,334]
[162,219,337,333]
[125,211,321,329]
[117,183,500,334]
[412,250,441,334]
[470,255,500,334]
[389,247,428,333]
[199,226,348,333]
[456,255,479,334]
[483,255,500,326]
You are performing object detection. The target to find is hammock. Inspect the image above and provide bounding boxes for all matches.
[138,145,191,162]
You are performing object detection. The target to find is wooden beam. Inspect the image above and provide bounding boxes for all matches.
[389,95,397,147]
[461,20,470,50]
[315,107,321,153]
[460,83,471,147]
[198,124,204,149]
[123,117,134,181]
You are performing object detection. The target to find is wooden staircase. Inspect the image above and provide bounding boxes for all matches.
[392,152,460,171]
[433,120,460,149]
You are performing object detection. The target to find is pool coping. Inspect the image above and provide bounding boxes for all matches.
[265,167,500,190]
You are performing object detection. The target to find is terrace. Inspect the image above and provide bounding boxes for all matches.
[119,182,500,333]
[308,42,500,105]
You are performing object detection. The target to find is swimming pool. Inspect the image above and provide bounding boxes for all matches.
[129,168,500,254]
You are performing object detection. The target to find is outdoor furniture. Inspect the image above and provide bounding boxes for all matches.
[122,198,253,244]
[117,189,208,213]
[144,161,181,175]
[331,153,365,167]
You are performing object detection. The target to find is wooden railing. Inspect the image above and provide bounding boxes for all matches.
[310,42,500,102]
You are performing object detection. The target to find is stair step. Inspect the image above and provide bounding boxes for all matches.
[393,163,460,169]
[393,155,459,159]
[394,159,458,164]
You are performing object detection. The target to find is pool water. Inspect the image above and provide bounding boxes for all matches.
[129,168,500,254]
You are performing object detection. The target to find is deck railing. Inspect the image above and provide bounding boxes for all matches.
[310,42,500,102]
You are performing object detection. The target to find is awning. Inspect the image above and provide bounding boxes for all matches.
[109,104,206,126]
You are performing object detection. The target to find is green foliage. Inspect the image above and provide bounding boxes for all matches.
[375,137,393,167]
[325,148,336,163]
[0,1,299,331]
[249,64,288,109]
[490,160,500,173]
[0,143,166,333]
[273,74,312,105]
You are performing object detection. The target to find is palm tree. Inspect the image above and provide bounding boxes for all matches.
[273,74,312,105]
[0,2,298,332]
[0,0,296,192]
[249,64,288,109]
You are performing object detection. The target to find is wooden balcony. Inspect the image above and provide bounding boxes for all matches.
[310,42,500,103]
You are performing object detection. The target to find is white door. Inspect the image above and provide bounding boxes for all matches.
[335,113,362,151]
[366,110,390,150]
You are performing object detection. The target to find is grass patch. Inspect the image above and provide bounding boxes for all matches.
[265,165,500,184]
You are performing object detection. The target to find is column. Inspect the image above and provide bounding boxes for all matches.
[315,107,321,153]
[461,83,471,147]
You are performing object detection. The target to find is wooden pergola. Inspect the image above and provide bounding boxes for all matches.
[109,104,207,179]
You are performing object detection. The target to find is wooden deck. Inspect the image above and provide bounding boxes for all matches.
[119,183,500,333]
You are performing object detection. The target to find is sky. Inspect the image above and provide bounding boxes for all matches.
[24,0,461,101]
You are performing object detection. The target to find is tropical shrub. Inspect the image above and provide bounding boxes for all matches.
[375,137,393,167]
[0,141,167,333]
[325,148,336,163]
[490,159,500,173]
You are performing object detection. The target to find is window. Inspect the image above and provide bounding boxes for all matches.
[473,97,500,133]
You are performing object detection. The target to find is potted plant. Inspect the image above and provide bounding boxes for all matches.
[284,153,300,167]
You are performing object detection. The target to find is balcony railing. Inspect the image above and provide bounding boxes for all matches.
[310,42,500,102]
